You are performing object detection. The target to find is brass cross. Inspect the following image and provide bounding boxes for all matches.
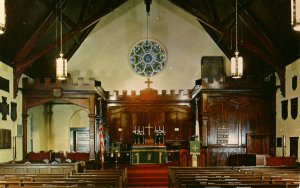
[145,123,153,136]
[145,78,153,89]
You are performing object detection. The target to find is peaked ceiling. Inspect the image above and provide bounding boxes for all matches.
[0,0,299,97]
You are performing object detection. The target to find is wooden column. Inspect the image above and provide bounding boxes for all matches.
[22,113,29,160]
[201,94,208,147]
[89,95,96,160]
[43,103,53,150]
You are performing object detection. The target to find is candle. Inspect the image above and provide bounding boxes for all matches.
[155,126,156,131]
[163,126,164,131]
[143,126,144,133]
[159,126,160,130]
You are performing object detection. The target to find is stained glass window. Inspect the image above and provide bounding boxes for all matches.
[129,39,167,77]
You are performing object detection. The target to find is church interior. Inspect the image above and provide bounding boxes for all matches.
[0,0,300,187]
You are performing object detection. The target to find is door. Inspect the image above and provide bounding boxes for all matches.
[290,137,299,158]
[247,134,268,154]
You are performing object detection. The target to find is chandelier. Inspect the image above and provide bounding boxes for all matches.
[56,5,67,80]
[230,0,243,79]
[291,0,300,31]
[0,0,6,34]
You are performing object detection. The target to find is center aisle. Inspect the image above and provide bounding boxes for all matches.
[126,164,169,188]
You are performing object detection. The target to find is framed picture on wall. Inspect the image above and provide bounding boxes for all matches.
[0,129,11,149]
[276,137,282,147]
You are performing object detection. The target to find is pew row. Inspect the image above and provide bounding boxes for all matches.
[0,166,126,188]
[0,163,79,174]
[169,166,300,188]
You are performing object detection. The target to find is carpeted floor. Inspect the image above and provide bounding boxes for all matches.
[126,164,169,188]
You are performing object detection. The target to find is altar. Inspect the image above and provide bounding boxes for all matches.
[131,145,167,164]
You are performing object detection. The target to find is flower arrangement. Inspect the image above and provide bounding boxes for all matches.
[154,129,166,137]
[133,128,144,144]
[132,130,144,136]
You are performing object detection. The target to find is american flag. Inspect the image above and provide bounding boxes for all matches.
[99,119,105,164]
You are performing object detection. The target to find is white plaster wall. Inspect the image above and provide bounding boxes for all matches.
[276,58,300,160]
[0,62,23,163]
[69,0,229,94]
[27,105,47,152]
[50,104,89,152]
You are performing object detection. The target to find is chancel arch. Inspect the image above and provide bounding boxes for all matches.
[21,77,103,160]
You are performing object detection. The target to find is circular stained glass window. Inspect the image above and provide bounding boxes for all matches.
[129,39,167,77]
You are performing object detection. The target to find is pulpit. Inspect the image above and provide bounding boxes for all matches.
[131,145,167,164]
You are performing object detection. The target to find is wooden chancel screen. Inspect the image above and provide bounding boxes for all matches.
[106,88,193,150]
[22,77,106,160]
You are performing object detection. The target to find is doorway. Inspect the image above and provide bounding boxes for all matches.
[290,137,299,158]
[246,134,268,154]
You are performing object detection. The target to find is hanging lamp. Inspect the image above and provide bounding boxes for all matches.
[291,0,300,31]
[0,0,6,34]
[56,5,67,80]
[231,0,243,79]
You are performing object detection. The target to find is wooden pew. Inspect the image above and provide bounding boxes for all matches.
[0,168,126,188]
[0,163,79,174]
[75,169,126,188]
[169,166,300,188]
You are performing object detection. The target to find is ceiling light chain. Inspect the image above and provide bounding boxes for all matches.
[147,13,149,41]
[60,8,63,55]
[230,0,243,79]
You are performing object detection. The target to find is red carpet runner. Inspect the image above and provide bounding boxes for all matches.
[127,164,169,188]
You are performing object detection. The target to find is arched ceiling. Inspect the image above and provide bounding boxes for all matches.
[0,0,299,96]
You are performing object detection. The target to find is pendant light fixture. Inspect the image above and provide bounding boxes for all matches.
[0,0,6,34]
[56,4,67,80]
[291,0,300,31]
[230,0,243,79]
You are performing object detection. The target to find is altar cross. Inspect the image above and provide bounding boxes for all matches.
[192,144,198,152]
[145,123,153,136]
[145,78,153,89]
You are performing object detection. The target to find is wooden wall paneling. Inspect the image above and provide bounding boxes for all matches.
[193,78,275,166]
[107,88,192,154]
[201,94,208,147]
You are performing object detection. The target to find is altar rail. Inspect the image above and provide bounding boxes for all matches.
[25,151,90,163]
[0,163,79,174]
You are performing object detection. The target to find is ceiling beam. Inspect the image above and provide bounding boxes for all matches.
[239,9,284,64]
[13,0,70,65]
[169,0,285,95]
[13,0,128,98]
